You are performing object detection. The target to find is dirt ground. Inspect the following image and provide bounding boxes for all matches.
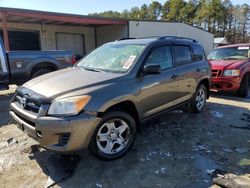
[0,87,249,188]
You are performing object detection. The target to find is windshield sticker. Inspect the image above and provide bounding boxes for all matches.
[238,46,249,50]
[122,55,136,70]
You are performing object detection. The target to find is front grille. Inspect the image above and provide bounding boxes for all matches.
[212,69,222,77]
[58,133,71,146]
[15,95,41,114]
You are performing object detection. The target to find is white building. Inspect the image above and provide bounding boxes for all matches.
[214,37,228,48]
[0,7,214,57]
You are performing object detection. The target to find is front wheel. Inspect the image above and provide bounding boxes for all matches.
[89,111,136,160]
[190,84,207,113]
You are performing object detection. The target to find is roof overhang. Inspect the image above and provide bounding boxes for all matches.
[0,7,128,26]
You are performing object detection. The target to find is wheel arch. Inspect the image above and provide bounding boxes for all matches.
[30,62,58,78]
[197,78,210,99]
[243,71,250,81]
[99,100,140,131]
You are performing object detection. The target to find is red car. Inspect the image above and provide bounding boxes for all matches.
[208,43,250,97]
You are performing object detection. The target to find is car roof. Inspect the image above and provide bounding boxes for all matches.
[108,36,199,46]
[217,43,250,49]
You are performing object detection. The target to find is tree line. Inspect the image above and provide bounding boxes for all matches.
[90,0,250,44]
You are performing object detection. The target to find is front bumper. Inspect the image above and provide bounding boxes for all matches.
[211,76,241,91]
[9,102,101,152]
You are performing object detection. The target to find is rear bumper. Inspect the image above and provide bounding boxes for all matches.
[211,76,241,91]
[9,102,101,152]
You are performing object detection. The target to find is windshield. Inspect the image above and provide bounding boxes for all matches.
[77,43,146,73]
[207,46,250,60]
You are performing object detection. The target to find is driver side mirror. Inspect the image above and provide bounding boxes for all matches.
[143,64,161,74]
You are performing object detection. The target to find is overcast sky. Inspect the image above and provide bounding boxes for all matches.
[0,0,249,15]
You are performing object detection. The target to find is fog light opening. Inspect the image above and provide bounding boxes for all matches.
[36,131,42,138]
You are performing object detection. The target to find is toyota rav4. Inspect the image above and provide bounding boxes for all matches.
[10,36,211,160]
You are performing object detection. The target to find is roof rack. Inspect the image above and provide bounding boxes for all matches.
[137,36,161,39]
[116,36,198,43]
[158,36,197,43]
[116,37,136,41]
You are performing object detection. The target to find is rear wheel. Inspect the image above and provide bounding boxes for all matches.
[237,74,249,98]
[89,111,136,161]
[31,68,53,79]
[190,84,207,113]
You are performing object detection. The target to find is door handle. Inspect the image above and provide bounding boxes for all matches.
[171,74,178,80]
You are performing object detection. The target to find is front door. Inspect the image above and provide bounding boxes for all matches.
[139,45,179,118]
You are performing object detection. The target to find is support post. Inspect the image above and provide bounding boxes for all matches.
[1,12,10,51]
[94,26,97,48]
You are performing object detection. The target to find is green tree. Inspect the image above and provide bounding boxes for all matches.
[89,11,121,18]
[163,0,187,22]
[222,0,234,40]
[139,4,149,20]
[161,1,171,21]
[195,0,213,31]
[184,0,199,24]
[129,7,141,19]
[148,1,162,20]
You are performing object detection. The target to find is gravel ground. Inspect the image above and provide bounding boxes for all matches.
[0,88,249,188]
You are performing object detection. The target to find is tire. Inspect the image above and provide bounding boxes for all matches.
[237,74,249,98]
[190,84,207,113]
[31,68,53,79]
[89,111,136,161]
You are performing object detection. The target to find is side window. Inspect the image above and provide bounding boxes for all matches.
[173,45,192,66]
[192,45,205,62]
[145,46,173,70]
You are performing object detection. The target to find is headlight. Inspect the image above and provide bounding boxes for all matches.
[223,69,240,76]
[48,95,91,116]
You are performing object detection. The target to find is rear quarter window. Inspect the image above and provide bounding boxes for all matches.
[173,45,192,66]
[192,45,205,61]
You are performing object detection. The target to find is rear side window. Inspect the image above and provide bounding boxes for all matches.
[145,46,173,70]
[173,45,192,66]
[192,45,205,61]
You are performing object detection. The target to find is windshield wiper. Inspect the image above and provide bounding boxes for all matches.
[223,56,247,60]
[223,57,238,60]
[82,67,106,73]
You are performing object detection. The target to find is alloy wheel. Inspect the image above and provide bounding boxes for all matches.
[96,119,130,155]
[195,88,206,110]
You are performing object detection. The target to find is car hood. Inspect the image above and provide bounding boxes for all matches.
[209,59,248,69]
[22,67,123,99]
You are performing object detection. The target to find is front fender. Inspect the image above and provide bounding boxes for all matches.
[85,92,142,120]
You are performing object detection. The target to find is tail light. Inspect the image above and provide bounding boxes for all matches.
[71,55,76,65]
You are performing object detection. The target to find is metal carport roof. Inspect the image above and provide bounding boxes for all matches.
[0,7,128,50]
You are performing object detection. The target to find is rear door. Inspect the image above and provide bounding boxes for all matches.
[139,44,180,118]
[0,38,9,84]
[172,44,198,103]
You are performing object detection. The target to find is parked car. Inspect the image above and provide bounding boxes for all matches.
[0,37,75,89]
[9,36,211,160]
[208,43,250,97]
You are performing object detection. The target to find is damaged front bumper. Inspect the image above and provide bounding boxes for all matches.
[9,102,101,152]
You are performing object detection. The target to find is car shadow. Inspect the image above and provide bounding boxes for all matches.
[210,89,250,102]
[0,94,13,128]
